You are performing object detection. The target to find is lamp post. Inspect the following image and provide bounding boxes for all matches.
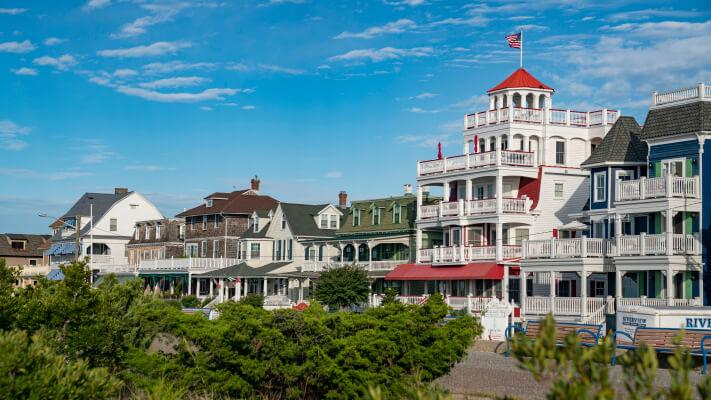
[88,197,94,275]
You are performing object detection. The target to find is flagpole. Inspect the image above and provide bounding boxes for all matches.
[520,30,523,68]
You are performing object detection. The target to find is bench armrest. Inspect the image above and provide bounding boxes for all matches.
[612,331,634,345]
[701,335,711,351]
[576,329,599,344]
[505,324,525,339]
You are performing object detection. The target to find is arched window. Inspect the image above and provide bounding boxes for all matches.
[513,93,522,107]
[538,94,546,109]
[502,94,508,108]
[493,96,498,110]
[526,93,534,108]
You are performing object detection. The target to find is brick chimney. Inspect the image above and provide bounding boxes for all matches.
[338,191,348,209]
[115,187,128,194]
[250,175,260,193]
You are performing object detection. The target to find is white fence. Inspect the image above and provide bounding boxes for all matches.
[522,237,610,259]
[138,257,240,272]
[424,245,521,263]
[616,175,700,201]
[465,107,619,129]
[419,197,531,219]
[653,83,710,106]
[523,235,700,259]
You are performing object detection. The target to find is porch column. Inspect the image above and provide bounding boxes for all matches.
[415,229,423,263]
[665,209,674,256]
[354,242,360,263]
[263,277,268,296]
[443,181,451,202]
[549,271,556,314]
[209,279,214,298]
[520,270,527,317]
[417,185,423,209]
[235,277,241,301]
[580,270,587,319]
[495,221,503,261]
[495,174,503,214]
[503,265,509,302]
[244,278,249,295]
[465,179,473,201]
[196,279,202,298]
[368,240,373,271]
[188,274,192,295]
[298,279,304,302]
[219,278,224,303]
[614,215,622,256]
[666,267,674,306]
[615,269,622,304]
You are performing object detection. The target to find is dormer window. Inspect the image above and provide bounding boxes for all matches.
[10,240,25,250]
[253,216,259,232]
[329,215,338,229]
[393,204,402,224]
[155,224,162,239]
[320,214,328,229]
[353,209,361,227]
[372,207,382,225]
[206,199,213,207]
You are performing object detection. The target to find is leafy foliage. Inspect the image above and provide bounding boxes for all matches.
[237,293,264,307]
[313,265,371,309]
[0,259,479,399]
[179,295,199,308]
[508,314,711,400]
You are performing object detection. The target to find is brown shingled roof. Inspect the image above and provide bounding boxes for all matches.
[177,189,278,217]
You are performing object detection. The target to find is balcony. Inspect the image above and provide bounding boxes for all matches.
[419,197,532,220]
[302,260,404,273]
[139,257,239,272]
[653,83,710,107]
[616,175,700,202]
[419,245,522,264]
[464,107,619,130]
[522,234,700,260]
[417,149,535,177]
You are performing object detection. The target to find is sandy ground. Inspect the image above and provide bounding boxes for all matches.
[435,341,709,400]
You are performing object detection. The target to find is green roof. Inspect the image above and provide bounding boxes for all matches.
[338,194,417,235]
[196,262,291,278]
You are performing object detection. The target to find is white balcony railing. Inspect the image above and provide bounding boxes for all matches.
[419,197,532,220]
[423,245,522,263]
[522,234,700,260]
[464,107,619,129]
[138,257,239,272]
[522,237,611,259]
[653,83,710,107]
[616,175,700,202]
[302,260,404,272]
[417,149,534,177]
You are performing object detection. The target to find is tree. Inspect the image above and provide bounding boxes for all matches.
[0,258,20,330]
[313,265,370,310]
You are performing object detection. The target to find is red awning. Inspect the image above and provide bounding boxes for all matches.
[385,262,505,281]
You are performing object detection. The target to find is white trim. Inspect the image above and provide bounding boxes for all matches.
[593,171,606,203]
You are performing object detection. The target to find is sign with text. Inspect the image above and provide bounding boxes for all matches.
[481,299,514,341]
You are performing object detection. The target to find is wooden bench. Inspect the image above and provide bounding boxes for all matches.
[611,327,711,372]
[504,320,602,357]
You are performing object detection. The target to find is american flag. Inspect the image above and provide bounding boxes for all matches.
[506,32,521,49]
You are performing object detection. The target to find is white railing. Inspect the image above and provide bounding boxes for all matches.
[369,260,403,271]
[138,257,239,272]
[468,198,496,214]
[617,234,700,256]
[301,261,329,272]
[429,245,521,263]
[616,175,700,201]
[397,295,428,305]
[525,297,610,317]
[89,255,129,265]
[653,83,710,106]
[615,297,700,308]
[417,149,534,177]
[464,107,619,129]
[420,197,531,219]
[522,237,610,259]
[420,205,439,219]
[96,264,135,274]
[447,296,469,310]
[441,201,459,216]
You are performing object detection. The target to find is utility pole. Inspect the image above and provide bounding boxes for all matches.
[74,215,81,260]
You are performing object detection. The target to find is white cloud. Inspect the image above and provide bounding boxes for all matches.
[83,0,111,10]
[43,37,64,46]
[516,24,549,32]
[110,2,223,38]
[0,120,30,151]
[509,16,535,21]
[266,0,307,4]
[0,8,27,15]
[112,68,137,77]
[325,171,343,178]
[428,16,488,28]
[81,152,113,164]
[0,40,36,53]
[603,19,711,39]
[124,164,175,172]
[0,168,93,180]
[143,61,216,74]
[199,106,213,111]
[258,64,305,74]
[242,105,256,110]
[329,46,433,63]
[49,171,94,180]
[116,86,239,103]
[606,9,702,22]
[98,41,191,58]
[383,0,425,6]
[33,54,77,71]
[410,92,437,100]
[335,19,417,39]
[226,63,249,72]
[12,67,38,76]
[139,76,210,89]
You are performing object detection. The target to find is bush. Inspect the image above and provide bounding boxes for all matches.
[180,295,199,308]
[313,265,370,310]
[238,293,264,308]
[0,330,121,399]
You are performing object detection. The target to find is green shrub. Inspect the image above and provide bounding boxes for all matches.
[313,265,370,310]
[238,293,264,308]
[180,295,199,308]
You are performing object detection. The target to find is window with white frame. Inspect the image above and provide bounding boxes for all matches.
[662,158,685,177]
[554,183,564,198]
[593,172,606,202]
[393,203,401,224]
[110,218,117,232]
[202,215,207,230]
[214,214,219,228]
[134,227,140,240]
[353,209,361,226]
[213,240,220,257]
[329,215,338,229]
[282,219,287,229]
[206,199,213,207]
[201,240,207,257]
[555,141,566,165]
[253,216,259,232]
[320,214,328,229]
[155,224,161,239]
[145,225,151,239]
[372,207,382,225]
[186,243,198,257]
[250,243,260,258]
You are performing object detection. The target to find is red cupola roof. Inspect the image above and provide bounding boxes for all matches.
[487,68,554,93]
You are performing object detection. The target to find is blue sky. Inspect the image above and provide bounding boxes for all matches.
[1,0,709,233]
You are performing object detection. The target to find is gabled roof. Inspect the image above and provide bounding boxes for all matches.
[0,233,50,257]
[240,222,271,239]
[641,101,711,140]
[61,191,132,220]
[177,189,278,218]
[581,116,646,167]
[196,261,291,278]
[280,203,337,238]
[488,68,554,93]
